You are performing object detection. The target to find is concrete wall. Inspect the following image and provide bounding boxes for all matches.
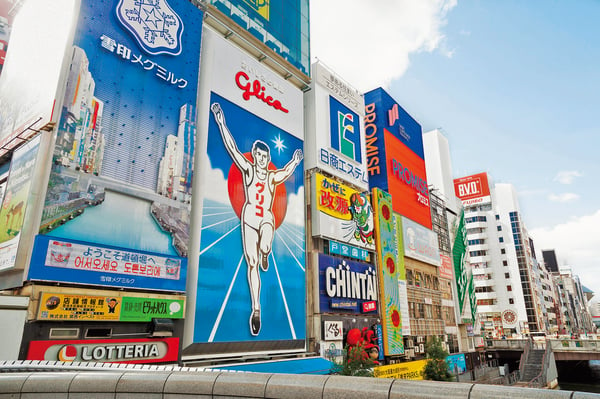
[1,371,599,399]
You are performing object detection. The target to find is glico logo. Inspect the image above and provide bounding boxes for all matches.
[116,0,184,56]
[235,71,289,113]
[329,96,361,163]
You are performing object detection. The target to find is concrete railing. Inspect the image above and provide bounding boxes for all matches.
[549,339,600,352]
[1,371,599,399]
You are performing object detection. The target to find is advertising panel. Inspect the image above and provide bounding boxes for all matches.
[304,62,368,190]
[318,253,378,314]
[453,172,491,206]
[446,353,467,374]
[374,359,427,379]
[363,88,431,228]
[372,188,403,355]
[312,173,374,250]
[364,88,424,180]
[0,0,75,157]
[501,309,518,328]
[37,292,185,322]
[194,28,304,344]
[0,135,40,271]
[439,254,454,280]
[29,235,186,292]
[453,211,469,315]
[31,0,202,290]
[26,337,179,363]
[401,216,440,266]
[395,213,411,337]
[329,240,369,262]
[206,0,310,75]
[323,320,344,341]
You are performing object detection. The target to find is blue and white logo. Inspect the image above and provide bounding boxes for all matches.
[329,96,362,163]
[116,0,184,56]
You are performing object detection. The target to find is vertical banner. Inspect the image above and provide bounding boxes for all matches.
[29,0,203,291]
[372,188,403,355]
[452,211,468,315]
[194,28,305,345]
[0,135,41,270]
[394,212,411,337]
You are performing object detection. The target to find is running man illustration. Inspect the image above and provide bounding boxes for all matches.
[211,103,303,336]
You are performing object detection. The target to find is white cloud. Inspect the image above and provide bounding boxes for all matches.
[530,210,600,296]
[548,193,579,203]
[310,0,457,91]
[554,170,582,184]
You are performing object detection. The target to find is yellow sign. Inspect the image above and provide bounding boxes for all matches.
[38,293,121,321]
[242,0,269,20]
[315,173,355,220]
[373,359,427,380]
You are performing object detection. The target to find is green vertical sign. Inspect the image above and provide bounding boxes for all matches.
[452,211,468,315]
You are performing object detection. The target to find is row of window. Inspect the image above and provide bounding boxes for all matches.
[406,269,440,290]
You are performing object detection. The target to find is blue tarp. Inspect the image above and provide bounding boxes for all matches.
[211,357,335,375]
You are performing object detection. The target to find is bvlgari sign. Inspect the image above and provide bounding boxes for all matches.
[26,338,179,363]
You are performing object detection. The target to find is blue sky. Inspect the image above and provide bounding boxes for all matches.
[311,1,600,296]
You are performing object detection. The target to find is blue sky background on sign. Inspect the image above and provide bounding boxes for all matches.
[311,1,600,296]
[195,92,305,343]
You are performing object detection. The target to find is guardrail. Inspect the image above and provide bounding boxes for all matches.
[1,370,598,398]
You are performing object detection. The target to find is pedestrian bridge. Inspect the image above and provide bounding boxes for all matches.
[485,338,600,361]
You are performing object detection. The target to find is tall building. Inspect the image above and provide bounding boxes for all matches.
[454,176,545,337]
[542,249,560,273]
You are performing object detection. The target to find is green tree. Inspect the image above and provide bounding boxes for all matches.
[423,336,453,381]
[331,342,376,377]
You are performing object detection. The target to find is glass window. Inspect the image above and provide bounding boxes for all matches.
[507,285,512,291]
[509,298,515,304]
[497,225,502,231]
[505,272,510,278]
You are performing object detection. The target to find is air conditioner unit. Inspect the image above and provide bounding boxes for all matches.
[417,336,424,343]
[406,339,414,348]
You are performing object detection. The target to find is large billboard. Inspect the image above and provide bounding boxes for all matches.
[363,88,431,229]
[372,188,404,356]
[318,253,378,314]
[0,0,76,157]
[304,62,368,190]
[454,172,491,206]
[311,172,374,251]
[193,27,305,345]
[401,216,440,266]
[207,0,310,75]
[0,135,40,270]
[29,0,203,291]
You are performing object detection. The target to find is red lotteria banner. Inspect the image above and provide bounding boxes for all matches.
[384,130,432,229]
[26,337,179,364]
[453,173,491,205]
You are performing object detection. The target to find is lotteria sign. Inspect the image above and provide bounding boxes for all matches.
[454,173,491,206]
[318,253,378,314]
[26,338,179,363]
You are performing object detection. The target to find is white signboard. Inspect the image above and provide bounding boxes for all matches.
[323,320,344,341]
[304,62,369,190]
[402,216,441,266]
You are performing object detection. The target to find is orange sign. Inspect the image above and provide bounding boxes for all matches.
[384,130,432,229]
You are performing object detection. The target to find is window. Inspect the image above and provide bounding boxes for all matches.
[501,249,506,254]
[497,225,502,231]
[499,237,504,243]
[407,270,414,285]
[505,272,510,278]
[495,215,500,220]
[507,285,512,291]
[509,298,515,304]
[503,260,508,266]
